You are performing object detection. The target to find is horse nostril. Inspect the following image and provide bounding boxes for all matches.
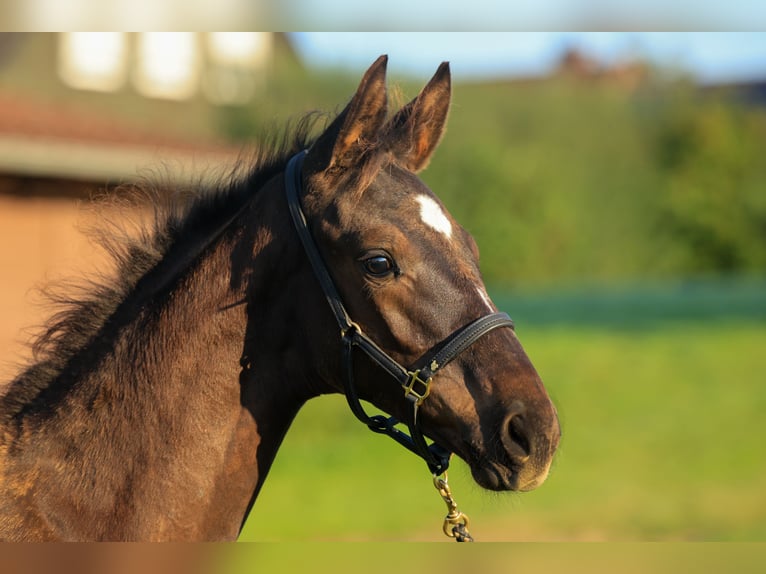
[509,416,530,457]
[502,406,532,462]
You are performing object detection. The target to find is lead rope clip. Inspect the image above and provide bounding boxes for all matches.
[433,471,474,542]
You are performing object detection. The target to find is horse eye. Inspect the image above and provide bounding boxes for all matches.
[364,255,394,276]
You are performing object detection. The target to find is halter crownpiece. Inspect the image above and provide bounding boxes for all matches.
[284,150,515,476]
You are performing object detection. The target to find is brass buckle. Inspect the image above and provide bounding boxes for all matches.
[433,472,473,541]
[404,370,432,406]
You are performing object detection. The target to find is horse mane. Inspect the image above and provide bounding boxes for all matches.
[0,113,323,420]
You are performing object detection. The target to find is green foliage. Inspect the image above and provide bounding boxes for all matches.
[652,91,766,273]
[426,80,766,289]
[218,72,766,289]
[426,80,666,288]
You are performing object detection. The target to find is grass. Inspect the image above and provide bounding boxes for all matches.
[239,314,766,541]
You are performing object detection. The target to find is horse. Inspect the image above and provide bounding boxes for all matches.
[0,55,560,541]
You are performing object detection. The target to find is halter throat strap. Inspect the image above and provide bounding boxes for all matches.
[284,151,515,474]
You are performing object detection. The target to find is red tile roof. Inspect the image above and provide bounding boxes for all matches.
[0,91,241,183]
[0,91,229,151]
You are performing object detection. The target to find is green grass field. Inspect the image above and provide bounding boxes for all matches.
[239,282,766,542]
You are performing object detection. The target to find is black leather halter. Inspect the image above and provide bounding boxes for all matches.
[285,151,515,475]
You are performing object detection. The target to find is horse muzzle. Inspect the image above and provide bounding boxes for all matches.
[464,398,561,492]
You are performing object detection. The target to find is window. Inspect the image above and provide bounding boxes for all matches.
[58,33,128,92]
[133,32,200,100]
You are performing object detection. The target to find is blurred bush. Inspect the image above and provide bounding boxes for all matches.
[654,91,766,274]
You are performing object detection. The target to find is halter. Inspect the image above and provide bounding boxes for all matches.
[285,151,515,476]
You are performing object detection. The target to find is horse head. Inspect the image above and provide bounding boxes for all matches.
[295,56,560,492]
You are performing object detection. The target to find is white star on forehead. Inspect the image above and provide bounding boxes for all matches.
[415,195,452,238]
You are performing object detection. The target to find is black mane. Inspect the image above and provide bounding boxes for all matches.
[0,114,322,420]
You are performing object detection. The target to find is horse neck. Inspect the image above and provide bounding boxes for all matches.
[2,179,320,541]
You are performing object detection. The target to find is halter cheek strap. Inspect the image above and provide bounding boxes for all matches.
[285,151,515,475]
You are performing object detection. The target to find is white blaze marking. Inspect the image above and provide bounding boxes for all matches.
[416,195,452,239]
[477,287,495,312]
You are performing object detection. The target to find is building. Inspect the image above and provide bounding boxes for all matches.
[0,33,299,380]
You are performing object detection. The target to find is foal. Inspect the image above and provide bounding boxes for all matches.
[0,56,559,541]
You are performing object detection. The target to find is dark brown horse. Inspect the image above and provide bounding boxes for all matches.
[0,56,559,541]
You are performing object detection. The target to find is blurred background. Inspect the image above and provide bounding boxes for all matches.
[0,32,764,542]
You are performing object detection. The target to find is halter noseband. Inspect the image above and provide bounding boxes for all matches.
[285,151,515,475]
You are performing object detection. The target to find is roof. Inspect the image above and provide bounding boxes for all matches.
[0,91,241,184]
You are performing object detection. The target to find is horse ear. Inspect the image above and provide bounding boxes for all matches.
[304,55,389,177]
[385,61,451,173]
